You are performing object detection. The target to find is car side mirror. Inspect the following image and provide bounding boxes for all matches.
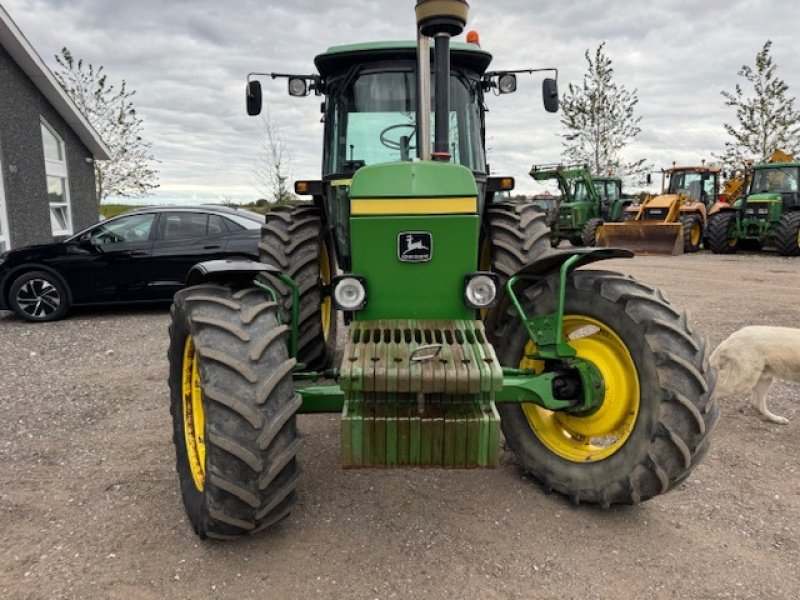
[542,78,558,113]
[246,81,262,116]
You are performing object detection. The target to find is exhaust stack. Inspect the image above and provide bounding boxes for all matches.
[415,0,469,162]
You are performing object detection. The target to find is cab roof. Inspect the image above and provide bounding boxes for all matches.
[314,40,493,78]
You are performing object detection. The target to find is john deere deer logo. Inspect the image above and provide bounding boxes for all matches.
[398,231,432,262]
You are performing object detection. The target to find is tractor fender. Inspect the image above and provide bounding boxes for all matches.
[493,248,634,314]
[185,259,283,288]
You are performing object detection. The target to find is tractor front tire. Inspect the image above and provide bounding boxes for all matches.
[168,284,302,539]
[706,212,739,254]
[491,270,717,506]
[259,205,337,369]
[681,214,703,253]
[581,218,604,247]
[774,212,800,256]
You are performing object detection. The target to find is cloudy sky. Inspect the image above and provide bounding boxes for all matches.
[3,0,798,201]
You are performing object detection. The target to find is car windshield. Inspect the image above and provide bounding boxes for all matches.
[326,70,485,175]
[750,167,799,194]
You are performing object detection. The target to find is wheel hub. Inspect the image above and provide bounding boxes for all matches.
[16,279,61,318]
[520,315,640,463]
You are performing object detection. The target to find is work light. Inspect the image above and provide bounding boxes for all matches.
[498,73,517,94]
[464,273,499,309]
[288,77,308,97]
[332,276,367,311]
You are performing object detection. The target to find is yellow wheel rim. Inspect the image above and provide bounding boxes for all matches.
[182,335,206,491]
[690,222,701,246]
[320,241,332,341]
[520,316,640,463]
[594,224,604,243]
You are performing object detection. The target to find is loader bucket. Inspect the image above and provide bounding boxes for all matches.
[597,222,684,256]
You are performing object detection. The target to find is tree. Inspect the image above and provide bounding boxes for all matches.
[53,48,159,207]
[560,43,647,179]
[251,109,296,205]
[720,40,800,166]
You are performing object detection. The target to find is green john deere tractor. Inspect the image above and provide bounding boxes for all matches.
[167,0,717,540]
[707,159,800,256]
[530,164,632,247]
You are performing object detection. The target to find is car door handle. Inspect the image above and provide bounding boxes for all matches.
[128,250,149,257]
[204,244,222,250]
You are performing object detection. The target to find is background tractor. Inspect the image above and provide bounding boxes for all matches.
[166,0,717,540]
[707,153,800,255]
[530,164,632,247]
[598,165,720,255]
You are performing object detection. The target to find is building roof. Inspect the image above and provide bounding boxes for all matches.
[0,5,111,160]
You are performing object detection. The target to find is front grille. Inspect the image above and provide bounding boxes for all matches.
[744,206,769,217]
[644,208,667,220]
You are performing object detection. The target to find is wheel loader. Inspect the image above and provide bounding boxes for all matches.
[530,164,632,247]
[707,153,800,255]
[167,0,717,540]
[598,165,720,255]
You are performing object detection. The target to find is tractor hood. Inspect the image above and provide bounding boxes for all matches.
[647,194,680,208]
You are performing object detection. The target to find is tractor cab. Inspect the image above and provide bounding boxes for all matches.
[573,176,624,219]
[665,166,720,209]
[747,163,800,210]
[246,40,557,271]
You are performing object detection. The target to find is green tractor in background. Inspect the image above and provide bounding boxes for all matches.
[530,164,633,247]
[167,0,717,540]
[707,157,800,255]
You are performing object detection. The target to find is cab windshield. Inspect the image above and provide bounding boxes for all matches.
[668,171,715,203]
[750,167,800,194]
[325,69,486,176]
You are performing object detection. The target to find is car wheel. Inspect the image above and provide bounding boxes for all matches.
[8,270,70,322]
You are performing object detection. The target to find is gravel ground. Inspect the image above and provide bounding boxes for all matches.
[1,251,799,599]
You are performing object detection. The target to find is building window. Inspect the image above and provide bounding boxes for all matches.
[41,120,72,236]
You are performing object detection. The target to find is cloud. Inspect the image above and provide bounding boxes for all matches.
[3,0,797,200]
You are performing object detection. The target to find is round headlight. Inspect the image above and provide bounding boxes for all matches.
[333,277,366,310]
[465,274,497,308]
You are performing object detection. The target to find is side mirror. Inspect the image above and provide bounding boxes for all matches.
[246,81,262,116]
[542,78,558,113]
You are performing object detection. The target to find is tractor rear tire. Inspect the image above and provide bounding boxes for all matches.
[483,202,552,334]
[774,212,800,256]
[706,212,739,254]
[168,284,302,539]
[681,214,703,253]
[259,205,337,369]
[491,270,717,506]
[581,218,604,247]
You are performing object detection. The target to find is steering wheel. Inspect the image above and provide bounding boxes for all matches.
[379,123,417,151]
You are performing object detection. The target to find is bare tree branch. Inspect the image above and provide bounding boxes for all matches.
[53,48,159,208]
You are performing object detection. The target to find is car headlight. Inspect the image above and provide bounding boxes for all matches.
[464,272,499,309]
[331,276,367,311]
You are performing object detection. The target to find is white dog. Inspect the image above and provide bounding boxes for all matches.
[710,326,800,424]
